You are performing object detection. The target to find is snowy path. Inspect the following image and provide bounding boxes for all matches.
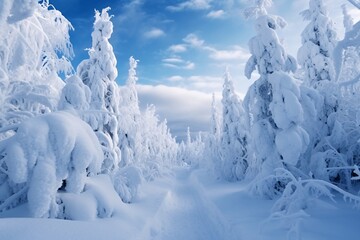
[137,168,237,240]
[1,167,359,240]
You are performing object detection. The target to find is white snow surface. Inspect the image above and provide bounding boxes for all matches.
[3,111,103,218]
[0,167,359,240]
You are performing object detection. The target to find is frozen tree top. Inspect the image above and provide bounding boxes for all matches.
[243,0,273,19]
[127,56,139,86]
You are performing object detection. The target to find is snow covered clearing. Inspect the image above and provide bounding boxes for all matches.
[0,167,359,240]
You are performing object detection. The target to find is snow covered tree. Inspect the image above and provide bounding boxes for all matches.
[178,127,193,165]
[118,56,141,167]
[342,4,354,33]
[297,0,337,86]
[136,105,178,180]
[335,4,360,84]
[77,7,121,174]
[297,1,339,153]
[210,93,221,140]
[0,0,76,215]
[202,93,222,174]
[305,4,360,191]
[220,69,248,181]
[114,58,178,202]
[294,1,360,191]
[0,0,73,130]
[177,127,204,167]
[243,1,308,198]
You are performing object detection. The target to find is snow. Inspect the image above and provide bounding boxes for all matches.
[1,0,360,239]
[112,165,143,203]
[2,111,103,217]
[0,167,359,239]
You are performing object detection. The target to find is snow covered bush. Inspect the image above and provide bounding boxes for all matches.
[137,105,178,180]
[271,168,360,222]
[0,111,103,218]
[177,128,205,168]
[58,174,124,220]
[112,165,143,203]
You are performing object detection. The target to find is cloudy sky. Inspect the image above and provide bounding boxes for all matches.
[51,0,360,140]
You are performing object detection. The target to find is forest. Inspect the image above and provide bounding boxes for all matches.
[0,0,360,239]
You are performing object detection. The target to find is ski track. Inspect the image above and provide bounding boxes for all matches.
[137,168,239,240]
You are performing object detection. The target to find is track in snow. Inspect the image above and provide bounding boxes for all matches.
[137,168,239,240]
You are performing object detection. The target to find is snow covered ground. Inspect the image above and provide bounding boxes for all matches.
[0,166,359,240]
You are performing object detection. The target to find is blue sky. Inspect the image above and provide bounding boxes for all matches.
[50,0,359,140]
[51,0,254,92]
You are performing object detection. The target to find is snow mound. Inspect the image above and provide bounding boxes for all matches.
[58,174,124,220]
[112,165,143,203]
[3,111,103,218]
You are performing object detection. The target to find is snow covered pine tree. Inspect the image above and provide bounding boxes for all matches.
[77,7,121,175]
[243,0,309,198]
[220,69,248,181]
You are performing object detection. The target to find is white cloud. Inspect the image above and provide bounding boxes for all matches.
[206,10,226,19]
[167,0,212,12]
[184,62,195,69]
[168,44,187,53]
[164,74,223,93]
[162,56,195,70]
[167,76,184,82]
[177,33,250,62]
[144,28,165,39]
[162,58,184,64]
[136,84,213,141]
[183,33,205,47]
[208,46,250,61]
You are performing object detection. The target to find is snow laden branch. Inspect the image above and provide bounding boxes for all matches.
[272,168,360,216]
[262,168,360,238]
[1,112,103,218]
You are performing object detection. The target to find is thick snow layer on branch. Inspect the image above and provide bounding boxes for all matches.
[245,15,296,79]
[58,75,91,111]
[4,111,103,217]
[268,72,303,129]
[275,126,309,165]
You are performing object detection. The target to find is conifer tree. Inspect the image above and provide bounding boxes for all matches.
[297,0,337,86]
[243,0,308,198]
[118,56,141,167]
[77,8,121,174]
[221,69,248,181]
